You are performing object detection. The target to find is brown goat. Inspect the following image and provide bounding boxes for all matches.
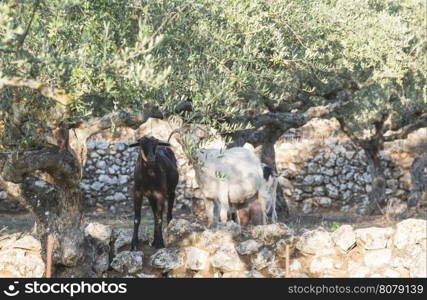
[129,136,179,249]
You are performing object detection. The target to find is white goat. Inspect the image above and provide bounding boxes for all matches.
[260,163,279,223]
[194,147,276,225]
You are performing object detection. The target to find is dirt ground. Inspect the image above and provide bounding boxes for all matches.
[1,205,426,237]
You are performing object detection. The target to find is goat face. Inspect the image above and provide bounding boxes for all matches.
[129,136,171,165]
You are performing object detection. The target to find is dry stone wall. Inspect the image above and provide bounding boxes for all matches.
[0,118,423,215]
[276,138,409,215]
[2,218,425,278]
[77,121,419,215]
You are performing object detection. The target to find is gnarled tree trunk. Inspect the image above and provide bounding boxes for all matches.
[362,144,387,214]
[408,153,427,207]
[1,149,92,276]
[337,114,391,215]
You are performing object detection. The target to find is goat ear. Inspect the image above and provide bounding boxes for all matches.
[128,143,140,148]
[158,142,171,147]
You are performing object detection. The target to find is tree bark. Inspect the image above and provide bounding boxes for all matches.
[362,143,387,214]
[337,114,390,214]
[408,153,427,207]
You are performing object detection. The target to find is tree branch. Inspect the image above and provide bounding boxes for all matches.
[78,105,163,139]
[17,0,41,48]
[0,77,71,105]
[384,113,427,142]
[304,101,345,120]
[336,117,365,146]
[251,101,344,131]
[1,148,80,187]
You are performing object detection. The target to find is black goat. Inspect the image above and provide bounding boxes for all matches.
[128,136,179,249]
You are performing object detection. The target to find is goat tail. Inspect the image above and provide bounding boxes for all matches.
[257,190,268,225]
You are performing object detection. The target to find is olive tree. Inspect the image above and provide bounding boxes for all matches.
[142,0,426,212]
[0,0,168,276]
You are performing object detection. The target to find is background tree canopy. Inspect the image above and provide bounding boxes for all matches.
[1,0,425,152]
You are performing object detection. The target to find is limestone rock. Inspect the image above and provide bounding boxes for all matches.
[296,229,334,255]
[393,219,427,250]
[211,244,243,272]
[355,227,394,250]
[332,225,356,252]
[0,249,45,277]
[115,142,126,152]
[112,228,149,255]
[309,256,335,275]
[136,272,157,278]
[363,249,392,267]
[317,197,332,208]
[96,161,107,169]
[251,248,274,270]
[91,182,104,191]
[251,223,293,245]
[113,192,127,202]
[166,219,205,247]
[85,222,112,244]
[111,251,144,274]
[236,239,262,256]
[267,265,285,278]
[275,238,295,258]
[185,247,209,271]
[0,234,44,277]
[409,250,427,278]
[150,248,184,271]
[348,261,370,278]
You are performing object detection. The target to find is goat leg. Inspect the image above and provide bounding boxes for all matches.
[167,191,175,224]
[219,199,229,222]
[131,191,143,251]
[213,198,221,224]
[151,197,165,249]
[204,198,215,225]
[218,186,229,223]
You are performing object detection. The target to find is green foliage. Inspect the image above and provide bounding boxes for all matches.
[327,221,341,232]
[0,0,425,152]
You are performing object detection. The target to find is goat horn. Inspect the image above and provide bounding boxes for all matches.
[167,128,182,143]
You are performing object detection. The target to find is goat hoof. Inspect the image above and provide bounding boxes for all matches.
[207,222,220,230]
[151,240,165,249]
[130,241,139,251]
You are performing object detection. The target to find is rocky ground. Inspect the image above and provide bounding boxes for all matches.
[1,210,425,278]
